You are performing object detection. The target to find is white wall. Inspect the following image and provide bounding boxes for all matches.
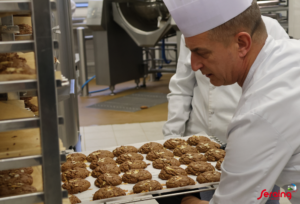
[289,0,300,39]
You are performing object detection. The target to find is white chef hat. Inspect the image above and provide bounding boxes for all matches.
[164,0,253,37]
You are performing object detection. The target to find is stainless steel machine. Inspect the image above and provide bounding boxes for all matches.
[75,0,289,95]
[82,0,178,95]
[85,0,144,95]
[111,0,174,47]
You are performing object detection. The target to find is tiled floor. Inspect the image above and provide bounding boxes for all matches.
[78,74,172,127]
[80,122,291,204]
[80,121,165,152]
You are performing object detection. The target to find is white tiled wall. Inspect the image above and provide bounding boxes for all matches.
[289,0,300,39]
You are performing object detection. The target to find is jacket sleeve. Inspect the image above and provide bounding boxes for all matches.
[210,113,294,204]
[162,35,196,138]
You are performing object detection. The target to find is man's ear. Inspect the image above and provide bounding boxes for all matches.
[235,32,252,58]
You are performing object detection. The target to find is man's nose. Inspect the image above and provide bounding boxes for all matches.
[191,52,204,72]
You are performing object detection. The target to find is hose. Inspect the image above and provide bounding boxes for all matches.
[161,38,172,64]
[81,75,95,89]
[81,75,109,94]
[157,38,172,80]
[89,88,110,94]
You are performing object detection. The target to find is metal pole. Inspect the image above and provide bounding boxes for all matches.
[77,27,89,96]
[56,0,80,148]
[31,0,62,203]
[150,49,156,82]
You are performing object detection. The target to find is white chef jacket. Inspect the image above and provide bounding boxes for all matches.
[210,35,300,204]
[163,16,289,143]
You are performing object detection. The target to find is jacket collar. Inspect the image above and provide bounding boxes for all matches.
[242,35,272,93]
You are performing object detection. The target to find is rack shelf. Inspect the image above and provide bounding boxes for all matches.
[0,1,56,13]
[0,117,39,132]
[0,154,66,171]
[0,40,34,53]
[0,40,59,53]
[0,1,31,13]
[260,5,289,13]
[0,116,64,132]
[0,191,68,204]
[0,79,62,93]
[0,192,45,204]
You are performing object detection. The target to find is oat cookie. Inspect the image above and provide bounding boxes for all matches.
[133,180,163,193]
[69,195,81,204]
[119,160,148,172]
[116,153,144,164]
[173,145,198,157]
[90,157,116,169]
[138,142,164,154]
[91,164,121,178]
[0,184,37,197]
[0,173,33,186]
[113,146,138,157]
[196,171,221,183]
[216,158,224,170]
[158,166,187,180]
[95,173,122,188]
[164,138,188,149]
[61,167,90,182]
[205,149,226,161]
[196,141,220,153]
[62,178,91,194]
[66,153,87,162]
[0,167,33,175]
[93,186,126,200]
[166,176,195,188]
[152,157,180,169]
[87,150,114,162]
[179,153,207,164]
[185,161,215,175]
[16,24,32,35]
[122,169,152,183]
[187,136,211,146]
[61,161,86,172]
[146,149,174,161]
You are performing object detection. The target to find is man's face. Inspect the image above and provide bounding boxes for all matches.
[185,32,242,86]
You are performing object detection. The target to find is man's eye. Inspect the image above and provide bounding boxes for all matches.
[197,52,210,58]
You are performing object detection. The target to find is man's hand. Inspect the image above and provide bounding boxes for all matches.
[182,195,209,204]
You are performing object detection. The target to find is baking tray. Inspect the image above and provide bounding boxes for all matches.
[15,34,33,40]
[66,135,222,204]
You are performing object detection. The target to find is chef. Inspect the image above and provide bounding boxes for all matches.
[162,0,300,203]
[162,6,289,204]
[163,17,289,143]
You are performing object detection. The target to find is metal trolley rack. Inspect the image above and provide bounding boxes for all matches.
[259,0,289,32]
[0,0,69,203]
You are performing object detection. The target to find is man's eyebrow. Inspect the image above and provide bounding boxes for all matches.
[186,46,211,53]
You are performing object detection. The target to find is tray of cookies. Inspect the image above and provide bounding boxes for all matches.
[61,135,225,204]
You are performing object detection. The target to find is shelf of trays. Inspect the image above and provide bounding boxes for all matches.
[0,0,66,203]
[0,0,56,13]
